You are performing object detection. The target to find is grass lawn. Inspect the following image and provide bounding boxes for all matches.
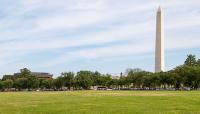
[0,91,200,114]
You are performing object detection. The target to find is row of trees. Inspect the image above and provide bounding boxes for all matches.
[0,54,200,91]
[0,68,113,91]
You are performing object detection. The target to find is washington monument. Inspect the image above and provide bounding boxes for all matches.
[155,6,165,72]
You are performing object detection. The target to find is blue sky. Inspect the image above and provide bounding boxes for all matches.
[0,0,200,77]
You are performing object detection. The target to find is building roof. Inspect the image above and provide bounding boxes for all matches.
[14,72,53,78]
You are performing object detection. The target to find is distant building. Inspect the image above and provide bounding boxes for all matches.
[111,76,120,80]
[31,72,53,80]
[110,73,120,79]
[14,72,53,80]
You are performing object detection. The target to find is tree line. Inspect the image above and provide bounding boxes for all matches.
[0,54,200,91]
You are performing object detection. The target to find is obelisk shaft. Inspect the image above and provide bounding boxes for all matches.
[155,7,164,72]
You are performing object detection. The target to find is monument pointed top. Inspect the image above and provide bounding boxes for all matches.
[157,6,162,12]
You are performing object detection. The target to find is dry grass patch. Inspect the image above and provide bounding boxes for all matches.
[81,91,178,97]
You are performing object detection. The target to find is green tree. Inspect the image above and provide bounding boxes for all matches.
[184,54,197,66]
[180,66,200,89]
[197,59,200,66]
[90,71,101,86]
[53,77,64,90]
[2,75,14,81]
[62,72,75,90]
[41,79,53,89]
[127,71,150,88]
[149,73,161,88]
[143,73,154,88]
[14,78,28,90]
[118,76,127,88]
[172,66,186,89]
[158,72,170,89]
[2,79,13,90]
[27,76,40,90]
[0,81,3,90]
[125,68,142,75]
[101,74,112,87]
[76,71,93,90]
[107,78,119,89]
[19,68,32,78]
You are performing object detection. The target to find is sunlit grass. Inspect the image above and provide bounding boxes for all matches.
[0,91,200,114]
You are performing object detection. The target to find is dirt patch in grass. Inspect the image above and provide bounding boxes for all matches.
[82,92,178,97]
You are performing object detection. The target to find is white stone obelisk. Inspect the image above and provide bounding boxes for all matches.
[155,6,165,72]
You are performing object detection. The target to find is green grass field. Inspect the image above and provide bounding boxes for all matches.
[0,91,200,114]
